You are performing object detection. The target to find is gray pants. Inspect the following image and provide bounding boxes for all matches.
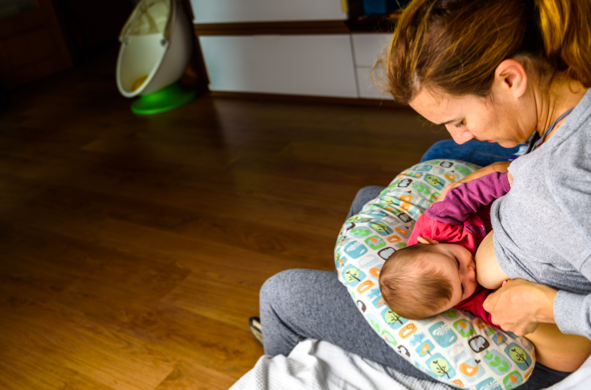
[259,186,571,389]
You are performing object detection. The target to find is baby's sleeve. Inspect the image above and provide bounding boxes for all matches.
[408,214,469,247]
[426,172,510,225]
[456,288,500,328]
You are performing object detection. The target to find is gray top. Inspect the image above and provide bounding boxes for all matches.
[491,88,591,338]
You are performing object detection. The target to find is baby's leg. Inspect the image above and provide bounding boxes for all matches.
[475,231,508,289]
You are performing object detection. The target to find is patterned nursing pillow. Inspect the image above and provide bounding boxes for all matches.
[335,160,536,390]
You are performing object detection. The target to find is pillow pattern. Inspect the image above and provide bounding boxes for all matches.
[335,160,536,390]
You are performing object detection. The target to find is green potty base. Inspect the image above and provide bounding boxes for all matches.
[131,81,196,115]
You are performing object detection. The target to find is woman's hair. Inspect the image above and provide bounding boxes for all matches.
[379,244,453,319]
[378,0,591,103]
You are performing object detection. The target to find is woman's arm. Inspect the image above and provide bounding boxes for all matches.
[483,279,558,336]
[479,231,591,339]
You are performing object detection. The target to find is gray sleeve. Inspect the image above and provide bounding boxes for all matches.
[553,251,591,338]
[554,291,591,338]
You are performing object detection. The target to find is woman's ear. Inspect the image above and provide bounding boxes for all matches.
[417,236,439,245]
[492,59,528,99]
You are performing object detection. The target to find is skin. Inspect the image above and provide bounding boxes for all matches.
[411,59,587,148]
[474,231,509,290]
[408,58,591,371]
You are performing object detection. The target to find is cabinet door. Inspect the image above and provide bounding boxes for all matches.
[199,35,357,98]
[355,68,393,100]
[351,33,392,67]
[191,0,346,23]
[351,33,393,100]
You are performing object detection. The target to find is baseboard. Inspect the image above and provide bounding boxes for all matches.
[208,91,408,108]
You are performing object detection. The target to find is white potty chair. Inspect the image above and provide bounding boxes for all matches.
[116,0,195,114]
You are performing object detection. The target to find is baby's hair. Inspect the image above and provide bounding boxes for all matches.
[379,244,454,319]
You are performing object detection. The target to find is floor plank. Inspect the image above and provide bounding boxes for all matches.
[0,44,451,389]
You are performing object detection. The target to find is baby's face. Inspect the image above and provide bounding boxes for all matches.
[424,243,478,311]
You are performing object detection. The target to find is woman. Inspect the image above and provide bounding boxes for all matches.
[257,0,591,387]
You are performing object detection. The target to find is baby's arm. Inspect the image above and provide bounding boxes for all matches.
[475,230,508,289]
[437,161,511,202]
[426,172,511,225]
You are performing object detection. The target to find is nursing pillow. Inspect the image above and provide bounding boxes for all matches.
[335,160,535,390]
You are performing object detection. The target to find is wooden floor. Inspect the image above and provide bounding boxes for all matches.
[0,47,451,390]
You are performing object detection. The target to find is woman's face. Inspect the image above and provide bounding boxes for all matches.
[409,88,535,148]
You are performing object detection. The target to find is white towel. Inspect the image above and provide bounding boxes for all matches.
[230,339,591,390]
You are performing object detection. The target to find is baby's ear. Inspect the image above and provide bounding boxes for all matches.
[417,236,439,245]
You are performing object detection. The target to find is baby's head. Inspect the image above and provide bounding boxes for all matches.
[379,237,477,319]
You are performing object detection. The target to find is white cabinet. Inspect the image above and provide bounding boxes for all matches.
[199,35,358,98]
[352,33,393,100]
[191,0,396,100]
[355,68,389,99]
[351,33,392,67]
[191,0,347,24]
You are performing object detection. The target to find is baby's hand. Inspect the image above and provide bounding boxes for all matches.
[507,172,513,187]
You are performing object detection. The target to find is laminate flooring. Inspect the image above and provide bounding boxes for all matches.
[0,46,451,389]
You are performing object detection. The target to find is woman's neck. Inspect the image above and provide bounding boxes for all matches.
[534,77,588,139]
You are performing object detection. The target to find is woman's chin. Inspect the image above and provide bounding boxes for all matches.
[494,140,520,148]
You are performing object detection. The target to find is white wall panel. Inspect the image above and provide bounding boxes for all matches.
[351,33,392,67]
[191,0,346,23]
[199,35,358,98]
[355,67,393,100]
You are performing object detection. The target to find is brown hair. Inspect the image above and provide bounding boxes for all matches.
[379,0,591,103]
[379,244,454,319]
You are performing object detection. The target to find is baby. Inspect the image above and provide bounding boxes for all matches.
[379,171,512,325]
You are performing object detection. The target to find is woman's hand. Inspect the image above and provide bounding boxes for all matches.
[435,161,511,203]
[483,279,558,336]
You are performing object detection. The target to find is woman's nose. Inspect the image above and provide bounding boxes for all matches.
[447,127,474,144]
